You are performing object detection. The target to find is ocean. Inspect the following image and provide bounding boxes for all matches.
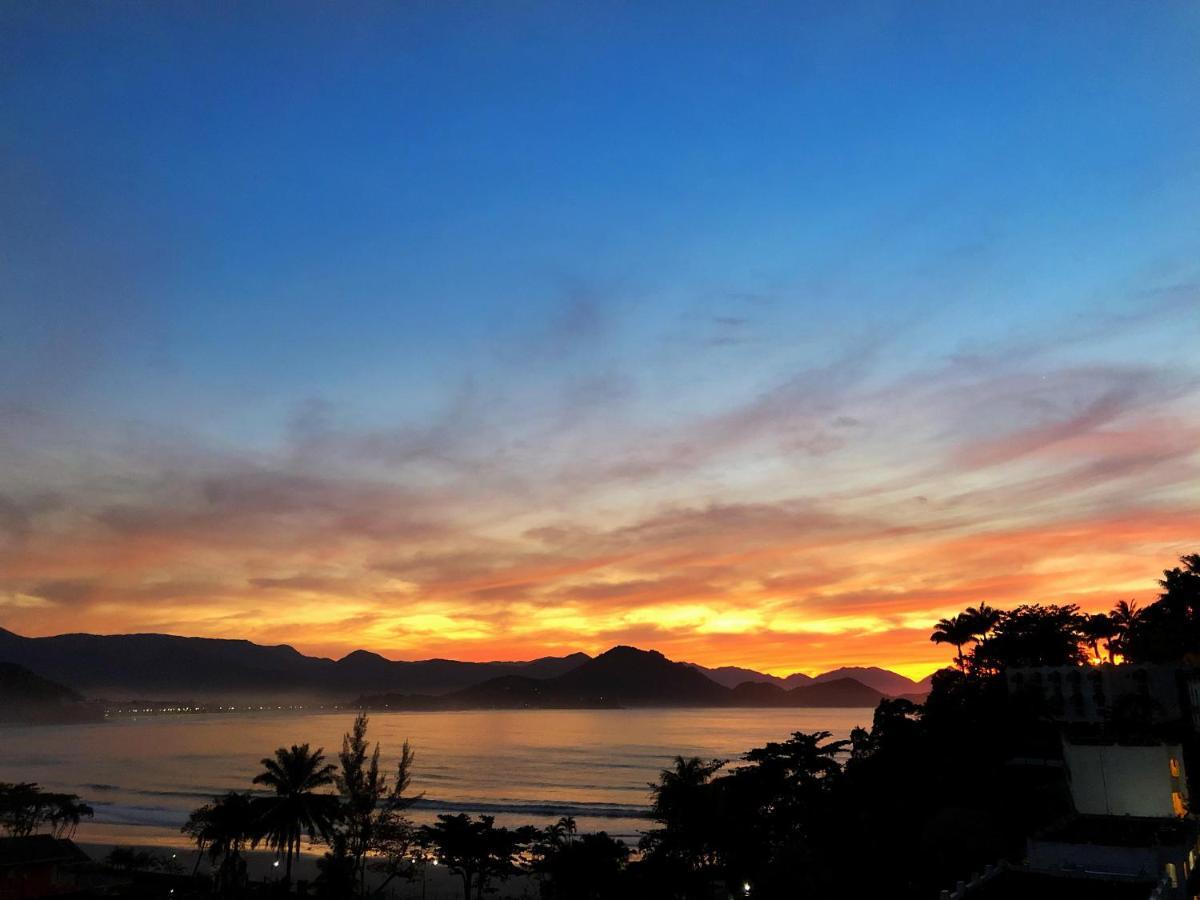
[0,707,869,848]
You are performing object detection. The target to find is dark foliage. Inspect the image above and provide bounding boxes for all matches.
[181,791,258,893]
[533,825,629,900]
[1121,554,1200,662]
[970,604,1088,672]
[418,813,537,900]
[0,782,93,839]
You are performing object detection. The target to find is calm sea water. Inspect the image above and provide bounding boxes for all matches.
[0,708,868,847]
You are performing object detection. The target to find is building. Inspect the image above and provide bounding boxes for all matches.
[1026,740,1200,897]
[947,663,1200,900]
[0,836,90,899]
[1026,816,1199,895]
[1007,664,1199,727]
[940,861,1169,900]
[1062,739,1188,818]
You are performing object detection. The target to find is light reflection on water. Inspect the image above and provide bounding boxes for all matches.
[0,707,869,844]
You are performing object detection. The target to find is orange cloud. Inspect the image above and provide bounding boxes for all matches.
[3,343,1199,682]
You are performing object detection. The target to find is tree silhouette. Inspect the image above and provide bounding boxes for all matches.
[182,791,258,893]
[1108,599,1142,657]
[104,847,169,872]
[366,735,421,894]
[535,829,629,899]
[929,615,978,668]
[964,603,1001,637]
[1110,598,1142,634]
[332,712,390,894]
[253,743,338,886]
[1080,613,1117,662]
[314,831,357,899]
[716,732,849,898]
[418,813,533,900]
[640,756,725,898]
[0,783,93,838]
[1160,553,1200,616]
[1122,555,1200,662]
[971,604,1086,671]
[557,815,577,844]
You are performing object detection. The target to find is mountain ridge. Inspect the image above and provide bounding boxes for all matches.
[686,660,931,694]
[0,661,104,723]
[358,647,891,710]
[0,627,934,704]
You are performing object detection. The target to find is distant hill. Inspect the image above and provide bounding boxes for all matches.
[728,681,790,705]
[446,647,729,708]
[788,677,887,707]
[554,646,732,705]
[724,677,886,708]
[0,662,103,723]
[0,627,589,701]
[813,667,932,696]
[781,672,819,689]
[688,664,787,689]
[689,661,925,696]
[362,647,885,710]
[0,626,921,708]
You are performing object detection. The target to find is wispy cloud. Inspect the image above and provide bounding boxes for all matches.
[2,288,1198,678]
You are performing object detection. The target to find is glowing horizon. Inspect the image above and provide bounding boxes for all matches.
[2,4,1199,684]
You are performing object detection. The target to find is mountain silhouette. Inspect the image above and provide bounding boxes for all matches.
[0,627,588,701]
[688,663,814,689]
[723,676,887,707]
[813,666,932,695]
[555,646,732,704]
[787,677,887,707]
[446,646,728,707]
[0,661,102,723]
[0,626,918,707]
[728,680,791,705]
[690,662,926,695]
[364,647,886,709]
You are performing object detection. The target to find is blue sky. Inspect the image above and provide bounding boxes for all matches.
[2,2,1199,674]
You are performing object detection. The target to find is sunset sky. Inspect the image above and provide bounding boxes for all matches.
[2,3,1199,679]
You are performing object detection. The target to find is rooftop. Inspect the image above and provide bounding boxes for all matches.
[0,835,91,869]
[1034,816,1194,849]
[948,868,1159,900]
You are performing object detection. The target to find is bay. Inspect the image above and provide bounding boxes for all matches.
[0,707,870,847]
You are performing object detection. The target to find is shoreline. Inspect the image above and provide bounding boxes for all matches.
[74,831,544,899]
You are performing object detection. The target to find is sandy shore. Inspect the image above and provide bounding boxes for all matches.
[75,827,542,899]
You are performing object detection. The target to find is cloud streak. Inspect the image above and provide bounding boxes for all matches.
[2,287,1199,680]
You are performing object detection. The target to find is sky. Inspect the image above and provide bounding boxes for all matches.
[2,2,1199,679]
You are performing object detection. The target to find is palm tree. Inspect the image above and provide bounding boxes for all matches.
[1109,599,1142,658]
[741,729,848,784]
[543,821,566,850]
[182,792,258,891]
[1081,613,1117,663]
[1111,599,1141,633]
[253,744,338,885]
[556,816,577,845]
[964,603,1001,637]
[642,755,724,882]
[929,614,978,668]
